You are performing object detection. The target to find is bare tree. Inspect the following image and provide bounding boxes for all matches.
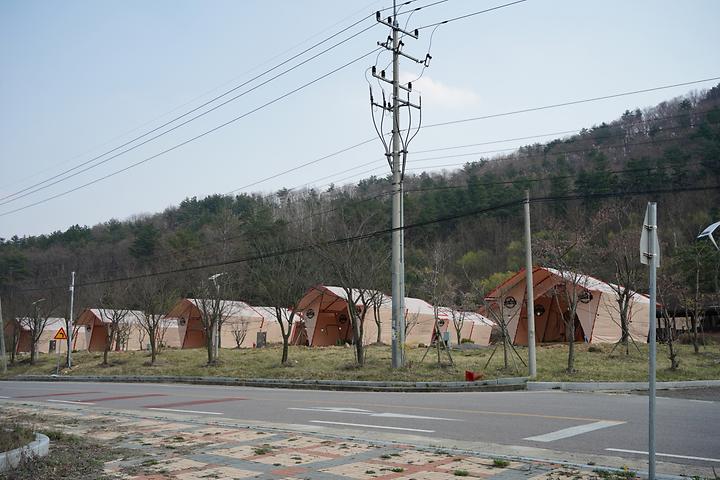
[231,317,249,348]
[657,271,681,370]
[420,244,454,366]
[20,296,58,365]
[449,292,475,346]
[131,277,177,365]
[315,214,390,366]
[250,235,315,365]
[370,292,390,344]
[97,286,130,366]
[536,219,596,373]
[603,213,644,355]
[194,276,235,364]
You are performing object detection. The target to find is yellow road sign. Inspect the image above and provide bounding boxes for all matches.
[53,327,68,341]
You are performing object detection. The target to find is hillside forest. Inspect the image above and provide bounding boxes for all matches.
[1,84,719,369]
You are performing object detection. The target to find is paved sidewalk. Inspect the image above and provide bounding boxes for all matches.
[2,404,649,480]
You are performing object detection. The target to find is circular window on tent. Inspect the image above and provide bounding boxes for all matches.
[305,309,315,319]
[504,296,517,309]
[579,290,593,304]
[534,305,545,317]
[338,313,348,324]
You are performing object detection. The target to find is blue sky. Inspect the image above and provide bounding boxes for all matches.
[1,0,719,238]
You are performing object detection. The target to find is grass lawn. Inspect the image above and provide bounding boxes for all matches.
[2,341,718,383]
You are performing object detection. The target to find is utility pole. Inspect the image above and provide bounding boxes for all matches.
[369,1,429,369]
[641,202,659,480]
[524,190,537,378]
[67,271,75,368]
[0,297,7,375]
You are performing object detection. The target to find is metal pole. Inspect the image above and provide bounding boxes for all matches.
[0,297,7,375]
[524,190,537,378]
[390,0,405,369]
[647,202,657,480]
[67,271,75,368]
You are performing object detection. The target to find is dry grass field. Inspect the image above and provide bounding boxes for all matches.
[3,340,719,383]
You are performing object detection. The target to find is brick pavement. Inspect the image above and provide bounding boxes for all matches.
[2,404,635,480]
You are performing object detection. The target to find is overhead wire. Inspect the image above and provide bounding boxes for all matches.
[0,47,383,218]
[9,184,718,294]
[0,25,381,208]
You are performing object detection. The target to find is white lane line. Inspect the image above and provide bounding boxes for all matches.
[289,406,457,421]
[147,408,223,416]
[310,420,434,433]
[606,448,720,463]
[524,421,625,442]
[0,396,10,399]
[47,399,96,405]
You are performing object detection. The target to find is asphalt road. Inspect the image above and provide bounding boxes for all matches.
[1,381,718,470]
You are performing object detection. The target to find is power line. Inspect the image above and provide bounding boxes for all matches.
[0,2,387,195]
[223,76,720,196]
[0,0,436,203]
[10,184,718,294]
[416,0,529,30]
[4,109,710,268]
[0,24,380,207]
[0,48,382,218]
[423,77,720,129]
[12,154,708,282]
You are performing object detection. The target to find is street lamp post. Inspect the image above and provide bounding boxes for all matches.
[208,273,226,362]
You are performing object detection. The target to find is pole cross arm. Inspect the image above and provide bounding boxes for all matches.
[372,66,412,92]
[398,99,421,109]
[375,12,419,38]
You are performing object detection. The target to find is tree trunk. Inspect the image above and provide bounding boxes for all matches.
[566,322,576,373]
[693,267,700,354]
[281,337,289,364]
[206,329,213,364]
[30,342,37,365]
[502,324,509,369]
[103,345,109,365]
[150,335,157,364]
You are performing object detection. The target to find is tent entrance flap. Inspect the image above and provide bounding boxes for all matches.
[514,292,586,344]
[311,312,353,346]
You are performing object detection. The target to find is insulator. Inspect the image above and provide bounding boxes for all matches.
[381,70,385,78]
[376,11,381,21]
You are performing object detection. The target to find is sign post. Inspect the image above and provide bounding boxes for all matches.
[53,327,68,375]
[640,202,659,480]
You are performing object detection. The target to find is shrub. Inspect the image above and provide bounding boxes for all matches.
[492,458,510,468]
[460,338,474,344]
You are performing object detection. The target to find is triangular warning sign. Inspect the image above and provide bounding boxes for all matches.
[53,327,68,340]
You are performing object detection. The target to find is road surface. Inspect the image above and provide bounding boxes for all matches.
[1,380,717,471]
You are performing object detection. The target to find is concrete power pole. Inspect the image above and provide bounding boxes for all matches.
[67,271,75,368]
[524,191,537,378]
[370,1,428,369]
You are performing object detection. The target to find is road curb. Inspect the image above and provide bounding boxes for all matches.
[5,374,529,392]
[0,433,49,472]
[527,379,720,392]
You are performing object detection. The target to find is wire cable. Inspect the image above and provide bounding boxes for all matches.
[0,48,382,218]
